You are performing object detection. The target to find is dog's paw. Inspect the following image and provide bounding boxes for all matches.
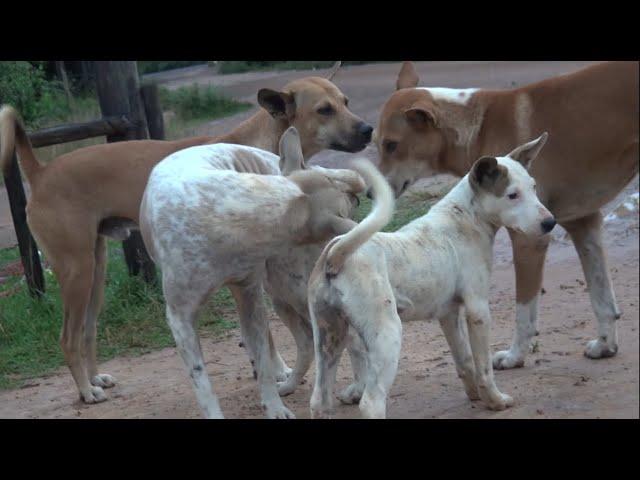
[485,392,514,411]
[584,338,618,359]
[91,374,116,388]
[81,386,108,404]
[263,401,296,419]
[310,407,334,419]
[275,365,293,383]
[337,383,364,405]
[277,379,297,397]
[493,350,525,370]
[464,385,481,402]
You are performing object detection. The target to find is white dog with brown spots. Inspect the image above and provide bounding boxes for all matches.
[139,127,373,419]
[308,134,556,419]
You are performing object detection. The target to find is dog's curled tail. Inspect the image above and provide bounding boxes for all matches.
[0,105,42,184]
[325,158,395,275]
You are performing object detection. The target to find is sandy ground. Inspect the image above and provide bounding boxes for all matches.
[0,61,638,418]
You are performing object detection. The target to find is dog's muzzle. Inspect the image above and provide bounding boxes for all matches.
[541,217,556,234]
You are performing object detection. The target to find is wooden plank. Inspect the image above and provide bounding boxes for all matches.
[2,152,45,297]
[28,116,133,148]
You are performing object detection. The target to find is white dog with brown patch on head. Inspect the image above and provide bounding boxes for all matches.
[139,127,369,419]
[308,133,555,419]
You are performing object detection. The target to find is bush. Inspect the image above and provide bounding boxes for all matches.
[159,84,251,121]
[0,61,71,127]
[217,61,375,75]
[138,61,207,75]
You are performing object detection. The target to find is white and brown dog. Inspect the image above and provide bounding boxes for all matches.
[139,128,371,418]
[308,134,555,419]
[373,61,638,369]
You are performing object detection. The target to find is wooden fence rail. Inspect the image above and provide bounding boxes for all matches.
[28,115,133,148]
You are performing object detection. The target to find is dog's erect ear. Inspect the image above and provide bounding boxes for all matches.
[469,156,510,195]
[507,132,549,170]
[396,61,419,90]
[403,104,436,130]
[258,89,295,120]
[279,127,305,174]
[326,61,341,81]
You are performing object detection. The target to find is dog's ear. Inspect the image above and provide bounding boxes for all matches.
[321,169,367,194]
[507,132,549,170]
[326,61,341,81]
[403,103,436,130]
[279,127,305,174]
[258,89,295,120]
[469,156,510,195]
[396,61,419,90]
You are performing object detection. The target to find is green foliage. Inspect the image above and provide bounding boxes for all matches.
[137,61,207,75]
[159,84,251,122]
[217,61,375,75]
[0,61,71,127]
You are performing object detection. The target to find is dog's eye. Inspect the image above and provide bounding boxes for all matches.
[508,192,519,200]
[317,105,334,115]
[384,141,398,154]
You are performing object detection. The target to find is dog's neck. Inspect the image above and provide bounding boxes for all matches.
[409,177,500,254]
[439,90,523,177]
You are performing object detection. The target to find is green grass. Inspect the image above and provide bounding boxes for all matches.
[217,61,375,75]
[353,185,452,232]
[0,241,238,390]
[159,84,251,123]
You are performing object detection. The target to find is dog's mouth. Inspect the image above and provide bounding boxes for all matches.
[329,138,369,153]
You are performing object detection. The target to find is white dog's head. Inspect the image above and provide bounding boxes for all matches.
[469,133,555,236]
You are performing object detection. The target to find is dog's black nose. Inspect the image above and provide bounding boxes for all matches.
[366,187,373,199]
[357,122,373,141]
[541,217,556,233]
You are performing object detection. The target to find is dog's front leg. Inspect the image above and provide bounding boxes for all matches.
[563,212,621,359]
[465,297,514,411]
[231,279,295,419]
[494,230,549,370]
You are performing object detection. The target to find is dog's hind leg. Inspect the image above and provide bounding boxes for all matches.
[164,275,224,419]
[230,275,295,419]
[439,306,479,401]
[85,235,116,389]
[563,211,621,359]
[465,297,514,411]
[337,329,367,405]
[272,300,312,397]
[309,301,349,419]
[494,230,549,370]
[58,251,107,403]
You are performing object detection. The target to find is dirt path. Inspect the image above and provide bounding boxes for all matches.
[1,61,637,418]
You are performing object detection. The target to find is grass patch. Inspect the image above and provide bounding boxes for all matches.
[159,84,251,122]
[138,61,207,75]
[217,61,375,75]
[0,241,238,390]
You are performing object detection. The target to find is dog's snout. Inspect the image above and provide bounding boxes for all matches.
[541,217,556,234]
[357,122,373,141]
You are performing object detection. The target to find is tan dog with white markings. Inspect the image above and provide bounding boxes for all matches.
[0,62,373,405]
[373,61,638,369]
[309,135,555,419]
[139,128,368,418]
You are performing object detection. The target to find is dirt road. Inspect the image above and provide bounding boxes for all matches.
[0,61,637,418]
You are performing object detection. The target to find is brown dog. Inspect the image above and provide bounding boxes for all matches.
[373,61,638,370]
[0,64,373,404]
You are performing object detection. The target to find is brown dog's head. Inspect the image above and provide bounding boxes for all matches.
[258,62,373,159]
[374,61,475,198]
[278,127,364,244]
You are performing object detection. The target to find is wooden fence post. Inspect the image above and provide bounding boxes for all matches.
[94,61,157,284]
[2,152,45,297]
[140,83,165,141]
